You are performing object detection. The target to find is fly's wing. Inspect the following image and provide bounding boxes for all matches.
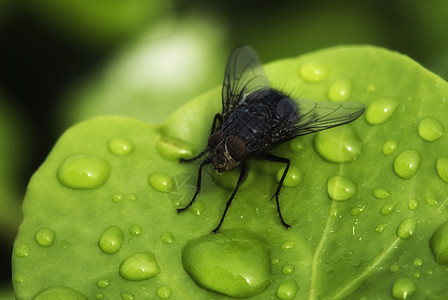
[222,45,270,118]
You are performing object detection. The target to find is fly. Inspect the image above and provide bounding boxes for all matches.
[177,45,365,233]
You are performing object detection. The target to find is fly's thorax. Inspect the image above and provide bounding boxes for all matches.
[208,132,247,172]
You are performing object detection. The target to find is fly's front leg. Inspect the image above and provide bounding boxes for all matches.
[211,113,223,134]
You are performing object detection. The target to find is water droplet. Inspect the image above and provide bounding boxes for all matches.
[315,126,362,163]
[365,98,399,125]
[328,79,351,101]
[436,157,448,183]
[396,217,418,240]
[393,150,421,179]
[327,175,357,201]
[366,84,376,92]
[190,201,205,216]
[13,273,27,284]
[380,201,398,216]
[128,224,143,237]
[156,286,172,299]
[34,286,87,300]
[58,154,110,189]
[108,137,134,156]
[289,139,304,152]
[429,221,448,265]
[95,293,104,299]
[214,167,253,191]
[408,199,418,210]
[418,117,445,141]
[375,224,387,234]
[34,228,55,247]
[282,265,295,275]
[120,291,134,300]
[383,140,398,155]
[148,173,174,192]
[126,194,137,202]
[413,271,421,278]
[112,192,124,202]
[413,257,423,267]
[425,197,438,206]
[98,225,123,254]
[281,241,295,251]
[299,62,328,82]
[392,278,416,299]
[97,279,110,288]
[373,187,391,199]
[276,166,303,187]
[276,279,298,300]
[330,207,338,218]
[119,252,161,281]
[161,232,175,245]
[390,264,400,272]
[14,243,31,257]
[182,229,272,298]
[350,205,365,216]
[156,137,193,161]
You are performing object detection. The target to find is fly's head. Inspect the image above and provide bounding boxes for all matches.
[208,131,247,172]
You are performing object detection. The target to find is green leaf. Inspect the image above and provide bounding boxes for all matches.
[12,46,448,299]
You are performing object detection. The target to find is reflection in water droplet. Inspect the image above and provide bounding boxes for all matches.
[315,126,362,163]
[97,279,111,288]
[392,278,416,299]
[98,225,124,254]
[282,265,295,275]
[156,286,172,299]
[365,98,398,125]
[156,137,193,161]
[418,118,444,141]
[373,188,391,199]
[34,228,56,247]
[120,291,134,300]
[436,157,448,183]
[276,166,303,187]
[58,154,110,189]
[382,140,398,155]
[119,252,161,281]
[161,232,175,245]
[408,199,418,210]
[276,279,298,300]
[14,244,31,257]
[299,62,328,82]
[327,175,357,201]
[393,150,421,179]
[128,224,143,237]
[328,79,351,101]
[380,201,397,216]
[429,221,448,265]
[108,137,134,156]
[396,217,418,240]
[112,192,125,202]
[148,173,174,192]
[375,224,387,234]
[413,257,423,267]
[34,286,87,300]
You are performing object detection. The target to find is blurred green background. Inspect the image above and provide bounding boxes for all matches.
[0,0,447,297]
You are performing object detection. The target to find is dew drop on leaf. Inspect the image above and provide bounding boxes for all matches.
[390,264,400,272]
[190,201,205,216]
[34,286,87,300]
[98,225,124,254]
[413,257,423,267]
[375,224,387,234]
[14,243,31,257]
[282,265,295,275]
[382,140,398,155]
[112,192,125,202]
[128,224,143,237]
[392,277,416,299]
[393,150,421,179]
[120,291,135,300]
[350,205,365,216]
[436,157,448,182]
[289,139,304,152]
[148,173,174,192]
[373,187,391,199]
[34,228,56,247]
[156,286,172,299]
[417,117,444,141]
[119,252,161,281]
[425,197,438,207]
[126,193,137,202]
[161,232,175,244]
[108,137,134,156]
[58,154,110,189]
[314,126,362,163]
[328,79,352,101]
[276,279,298,300]
[380,201,398,216]
[95,293,104,299]
[276,166,303,187]
[97,279,111,288]
[396,217,418,240]
[429,221,448,265]
[365,98,399,125]
[408,199,418,210]
[281,241,295,251]
[156,137,193,161]
[299,62,328,82]
[327,175,357,201]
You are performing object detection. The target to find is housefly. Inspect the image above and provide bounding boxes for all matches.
[178,45,365,233]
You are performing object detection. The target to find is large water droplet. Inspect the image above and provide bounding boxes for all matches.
[327,175,357,201]
[34,286,87,300]
[14,243,31,257]
[436,157,448,183]
[156,137,193,161]
[328,79,351,101]
[365,98,398,125]
[276,166,303,187]
[393,150,421,179]
[392,278,416,299]
[396,217,418,240]
[58,154,110,189]
[429,221,448,265]
[34,228,55,247]
[382,140,398,155]
[418,117,444,141]
[156,286,172,299]
[98,225,124,254]
[299,62,328,82]
[315,126,362,163]
[380,201,398,216]
[373,187,391,199]
[108,137,134,156]
[119,252,161,281]
[148,173,174,192]
[182,229,272,298]
[276,279,298,300]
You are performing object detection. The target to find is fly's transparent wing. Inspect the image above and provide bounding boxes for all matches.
[222,45,270,118]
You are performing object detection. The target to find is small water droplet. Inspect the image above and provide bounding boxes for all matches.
[392,278,416,299]
[156,137,193,161]
[58,154,110,189]
[190,201,205,216]
[330,207,338,218]
[276,279,298,300]
[156,286,172,299]
[299,62,328,82]
[393,150,421,179]
[289,139,304,152]
[418,117,445,141]
[276,166,303,187]
[281,241,295,251]
[425,197,438,206]
[128,224,143,237]
[12,273,27,284]
[148,173,174,192]
[373,188,391,199]
[327,175,357,201]
[365,98,399,125]
[34,286,87,300]
[119,252,161,281]
[366,84,376,92]
[126,194,137,202]
[98,225,124,254]
[375,224,387,233]
[429,221,448,265]
[315,126,362,163]
[350,205,365,216]
[282,265,295,275]
[413,271,421,278]
[328,79,351,101]
[95,293,104,299]
[436,157,448,183]
[397,217,418,240]
[14,243,31,257]
[161,232,175,245]
[112,192,125,202]
[97,279,111,288]
[182,229,272,298]
[380,201,398,216]
[413,257,423,267]
[408,199,418,210]
[108,137,134,156]
[120,291,134,300]
[34,228,55,247]
[390,264,400,272]
[382,140,398,155]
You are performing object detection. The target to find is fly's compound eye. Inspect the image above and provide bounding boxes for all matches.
[208,131,226,150]
[226,135,247,162]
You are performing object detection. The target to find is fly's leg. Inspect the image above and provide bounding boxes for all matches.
[260,153,291,229]
[177,157,211,213]
[212,162,248,233]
